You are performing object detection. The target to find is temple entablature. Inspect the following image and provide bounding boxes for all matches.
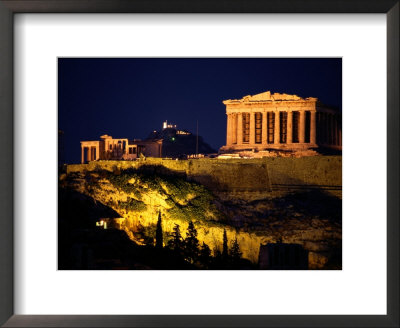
[223,91,315,105]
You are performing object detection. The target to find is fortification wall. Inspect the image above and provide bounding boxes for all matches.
[66,156,342,197]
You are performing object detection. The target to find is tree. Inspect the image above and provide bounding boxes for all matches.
[199,242,212,267]
[167,223,183,254]
[222,229,228,259]
[155,210,163,249]
[230,237,242,263]
[135,221,154,245]
[184,221,200,263]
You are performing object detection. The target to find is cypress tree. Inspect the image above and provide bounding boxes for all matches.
[155,210,163,249]
[184,221,200,263]
[168,223,183,254]
[230,237,242,263]
[222,229,228,259]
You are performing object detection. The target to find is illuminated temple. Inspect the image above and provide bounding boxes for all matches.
[220,91,342,152]
[80,135,162,163]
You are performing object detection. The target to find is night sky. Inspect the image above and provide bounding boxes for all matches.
[58,58,342,164]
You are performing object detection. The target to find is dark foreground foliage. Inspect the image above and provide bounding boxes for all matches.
[59,187,254,270]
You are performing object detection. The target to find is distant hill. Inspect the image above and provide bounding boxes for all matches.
[147,127,216,158]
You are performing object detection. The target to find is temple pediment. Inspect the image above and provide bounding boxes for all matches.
[223,91,317,104]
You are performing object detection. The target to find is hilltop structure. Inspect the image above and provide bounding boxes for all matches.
[80,135,162,163]
[220,91,342,153]
[148,121,216,158]
[81,120,216,163]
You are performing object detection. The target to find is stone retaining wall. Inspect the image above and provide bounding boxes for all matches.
[67,156,342,197]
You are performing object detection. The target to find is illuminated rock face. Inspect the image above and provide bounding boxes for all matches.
[221,91,342,153]
[63,158,342,269]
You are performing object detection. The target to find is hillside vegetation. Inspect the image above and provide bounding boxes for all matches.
[60,164,342,269]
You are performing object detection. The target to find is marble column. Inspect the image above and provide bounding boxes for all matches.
[96,145,100,160]
[231,114,236,145]
[274,111,280,144]
[81,146,84,164]
[232,113,237,144]
[299,110,305,144]
[226,113,232,146]
[287,111,293,144]
[249,112,255,145]
[262,111,267,145]
[237,113,243,145]
[226,114,230,146]
[229,114,233,144]
[310,111,317,145]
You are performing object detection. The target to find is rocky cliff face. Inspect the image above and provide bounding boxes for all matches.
[60,159,342,269]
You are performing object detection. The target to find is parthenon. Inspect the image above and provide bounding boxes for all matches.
[220,91,342,152]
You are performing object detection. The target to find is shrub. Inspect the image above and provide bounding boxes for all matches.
[119,198,147,212]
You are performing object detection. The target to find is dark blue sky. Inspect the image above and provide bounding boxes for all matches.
[58,58,341,164]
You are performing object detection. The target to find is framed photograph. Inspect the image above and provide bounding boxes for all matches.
[58,57,343,272]
[0,1,398,327]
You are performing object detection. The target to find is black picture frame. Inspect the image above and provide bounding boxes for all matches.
[0,1,398,327]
